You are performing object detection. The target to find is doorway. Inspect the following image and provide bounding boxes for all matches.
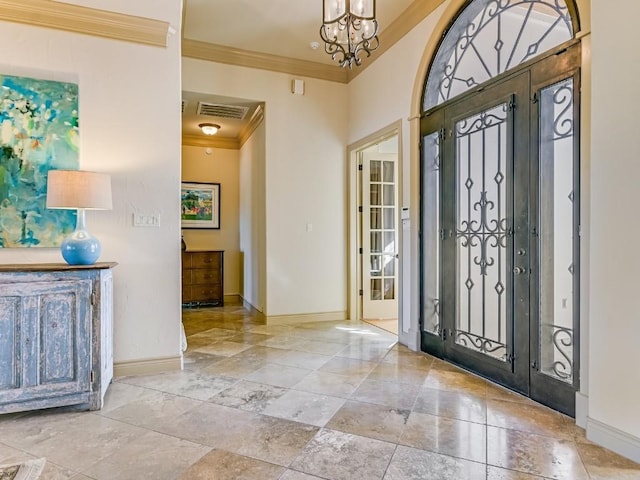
[419,0,581,416]
[349,127,401,336]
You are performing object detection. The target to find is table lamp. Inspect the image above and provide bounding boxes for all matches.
[46,170,112,265]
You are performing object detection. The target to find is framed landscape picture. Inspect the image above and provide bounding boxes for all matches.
[181,182,220,229]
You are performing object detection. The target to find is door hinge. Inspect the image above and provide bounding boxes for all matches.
[508,100,516,111]
[90,370,95,383]
[578,224,582,237]
[508,353,516,363]
[532,92,539,104]
[358,163,363,171]
[439,128,446,141]
[359,289,363,296]
[358,206,363,213]
[359,247,363,255]
[441,328,447,340]
[90,291,97,306]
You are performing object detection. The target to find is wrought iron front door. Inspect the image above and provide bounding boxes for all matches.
[421,45,581,416]
[440,74,531,394]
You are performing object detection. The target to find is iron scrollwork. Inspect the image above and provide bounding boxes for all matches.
[424,0,573,111]
[454,104,509,361]
[455,330,507,359]
[552,82,574,140]
[550,325,574,381]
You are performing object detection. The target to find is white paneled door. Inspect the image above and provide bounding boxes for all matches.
[362,151,398,320]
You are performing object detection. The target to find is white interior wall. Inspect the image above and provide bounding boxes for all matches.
[589,0,640,455]
[182,60,349,317]
[0,1,183,364]
[348,3,447,348]
[239,121,266,311]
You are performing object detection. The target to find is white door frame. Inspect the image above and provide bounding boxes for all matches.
[347,120,403,331]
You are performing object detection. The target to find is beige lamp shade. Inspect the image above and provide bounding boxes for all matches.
[46,170,112,210]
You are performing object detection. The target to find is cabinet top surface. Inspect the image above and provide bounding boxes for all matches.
[0,262,118,273]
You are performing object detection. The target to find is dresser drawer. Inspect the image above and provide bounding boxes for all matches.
[191,284,221,302]
[192,269,220,285]
[192,252,221,268]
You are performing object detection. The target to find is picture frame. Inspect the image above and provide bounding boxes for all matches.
[181,182,220,229]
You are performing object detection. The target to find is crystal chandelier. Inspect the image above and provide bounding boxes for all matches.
[319,0,379,68]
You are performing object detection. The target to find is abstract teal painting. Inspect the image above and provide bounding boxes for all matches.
[0,73,79,247]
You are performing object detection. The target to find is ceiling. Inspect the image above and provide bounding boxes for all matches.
[183,0,416,66]
[181,0,417,143]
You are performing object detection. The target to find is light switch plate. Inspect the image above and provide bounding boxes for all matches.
[133,213,160,227]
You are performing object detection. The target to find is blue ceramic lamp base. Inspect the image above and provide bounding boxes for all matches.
[60,209,102,266]
[61,229,101,265]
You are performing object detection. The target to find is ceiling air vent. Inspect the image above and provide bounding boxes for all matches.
[197,102,249,120]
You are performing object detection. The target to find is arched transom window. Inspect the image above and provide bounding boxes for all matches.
[423,0,575,111]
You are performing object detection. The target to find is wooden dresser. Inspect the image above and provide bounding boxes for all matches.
[0,263,116,414]
[182,250,224,306]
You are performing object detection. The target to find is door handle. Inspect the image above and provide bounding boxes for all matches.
[513,266,525,275]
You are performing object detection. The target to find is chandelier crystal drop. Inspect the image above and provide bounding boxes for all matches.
[320,0,379,68]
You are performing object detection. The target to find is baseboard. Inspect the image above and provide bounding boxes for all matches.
[224,293,243,305]
[113,355,183,378]
[575,391,589,428]
[401,327,421,352]
[587,417,640,463]
[242,298,265,321]
[266,310,347,325]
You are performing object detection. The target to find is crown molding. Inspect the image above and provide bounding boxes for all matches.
[180,0,445,84]
[348,0,447,81]
[239,105,265,148]
[0,0,170,47]
[182,39,349,84]
[182,134,240,150]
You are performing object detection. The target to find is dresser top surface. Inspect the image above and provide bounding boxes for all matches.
[182,250,224,253]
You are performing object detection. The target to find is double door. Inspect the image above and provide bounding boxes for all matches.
[421,46,580,415]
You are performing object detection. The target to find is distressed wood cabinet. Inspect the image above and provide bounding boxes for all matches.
[0,263,116,414]
[182,250,223,306]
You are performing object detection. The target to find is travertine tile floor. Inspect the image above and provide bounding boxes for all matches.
[1,305,639,479]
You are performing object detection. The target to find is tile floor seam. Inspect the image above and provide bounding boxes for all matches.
[380,443,400,480]
[573,441,597,480]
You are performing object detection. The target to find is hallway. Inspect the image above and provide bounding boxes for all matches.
[0,305,637,479]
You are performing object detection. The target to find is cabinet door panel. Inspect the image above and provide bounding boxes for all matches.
[0,296,21,390]
[40,291,80,384]
[0,280,91,406]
